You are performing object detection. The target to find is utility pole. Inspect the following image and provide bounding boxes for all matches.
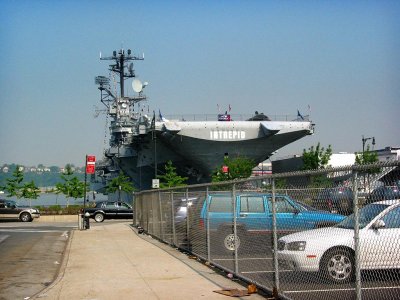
[361,135,375,191]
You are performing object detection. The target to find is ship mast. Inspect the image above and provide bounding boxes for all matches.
[95,48,145,107]
[95,47,148,158]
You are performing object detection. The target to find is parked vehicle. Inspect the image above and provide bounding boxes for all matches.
[366,185,400,204]
[0,199,40,222]
[174,197,199,226]
[314,186,354,215]
[196,193,345,254]
[277,200,400,283]
[83,201,133,222]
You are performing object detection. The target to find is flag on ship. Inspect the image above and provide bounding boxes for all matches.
[297,110,304,120]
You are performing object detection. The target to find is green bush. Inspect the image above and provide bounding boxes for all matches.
[35,205,83,215]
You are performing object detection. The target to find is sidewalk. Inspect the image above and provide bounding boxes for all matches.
[33,222,267,300]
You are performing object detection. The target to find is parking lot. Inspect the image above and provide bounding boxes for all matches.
[134,161,400,300]
[209,252,400,300]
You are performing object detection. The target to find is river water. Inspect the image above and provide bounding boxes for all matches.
[2,192,108,207]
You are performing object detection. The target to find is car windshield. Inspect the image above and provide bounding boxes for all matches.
[336,204,388,229]
[295,201,316,211]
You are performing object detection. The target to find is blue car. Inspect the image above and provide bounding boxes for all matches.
[198,193,345,254]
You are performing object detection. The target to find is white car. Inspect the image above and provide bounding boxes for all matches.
[277,200,400,283]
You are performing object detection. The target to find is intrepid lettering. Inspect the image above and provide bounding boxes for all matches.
[210,130,246,140]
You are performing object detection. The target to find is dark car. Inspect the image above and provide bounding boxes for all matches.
[366,185,400,204]
[314,186,354,215]
[84,201,133,223]
[0,199,40,222]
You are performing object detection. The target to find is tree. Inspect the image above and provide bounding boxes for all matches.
[302,143,333,187]
[302,143,332,170]
[50,166,60,173]
[2,165,24,197]
[355,144,380,190]
[21,180,40,207]
[55,165,86,207]
[158,161,188,188]
[106,171,135,200]
[355,144,378,166]
[212,156,256,182]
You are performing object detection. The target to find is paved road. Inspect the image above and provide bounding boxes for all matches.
[0,220,133,300]
[202,251,400,300]
[177,236,400,300]
[0,222,74,300]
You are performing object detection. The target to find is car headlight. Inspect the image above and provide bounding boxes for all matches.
[286,241,306,251]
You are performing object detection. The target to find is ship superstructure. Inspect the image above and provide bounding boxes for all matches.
[94,48,314,190]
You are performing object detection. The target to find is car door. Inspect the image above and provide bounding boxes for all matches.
[103,202,117,218]
[361,206,400,268]
[237,195,267,236]
[0,201,19,219]
[116,202,133,219]
[0,202,10,219]
[266,196,306,236]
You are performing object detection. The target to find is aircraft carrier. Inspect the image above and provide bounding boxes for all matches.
[94,48,314,190]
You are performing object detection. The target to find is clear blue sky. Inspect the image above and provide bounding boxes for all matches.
[1,0,399,167]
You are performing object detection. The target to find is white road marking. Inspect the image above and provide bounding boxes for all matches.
[241,270,293,274]
[284,285,400,294]
[0,229,67,233]
[213,257,273,261]
[0,234,9,244]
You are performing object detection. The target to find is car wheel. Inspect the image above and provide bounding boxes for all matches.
[220,229,244,254]
[94,213,105,223]
[20,212,32,222]
[321,248,354,283]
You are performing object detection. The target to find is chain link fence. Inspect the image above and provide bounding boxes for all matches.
[134,161,400,300]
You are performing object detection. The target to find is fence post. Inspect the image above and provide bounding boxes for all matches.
[133,192,137,226]
[186,188,190,250]
[272,177,280,297]
[233,183,239,274]
[158,190,163,240]
[352,170,362,300]
[171,191,176,246]
[206,186,211,262]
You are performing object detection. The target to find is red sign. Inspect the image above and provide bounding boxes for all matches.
[86,164,95,174]
[86,155,96,174]
[87,155,96,163]
[222,165,229,173]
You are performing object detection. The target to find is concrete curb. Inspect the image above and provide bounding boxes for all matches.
[37,215,79,222]
[32,229,75,299]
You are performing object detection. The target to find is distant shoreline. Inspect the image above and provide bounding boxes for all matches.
[1,193,107,207]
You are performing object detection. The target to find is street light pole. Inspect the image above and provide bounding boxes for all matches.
[361,135,376,191]
[362,135,375,155]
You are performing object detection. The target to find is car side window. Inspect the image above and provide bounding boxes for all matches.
[209,196,233,212]
[267,196,296,213]
[380,207,400,228]
[240,196,265,213]
[115,202,129,208]
[106,202,116,208]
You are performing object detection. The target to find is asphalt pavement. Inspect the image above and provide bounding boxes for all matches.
[32,222,267,300]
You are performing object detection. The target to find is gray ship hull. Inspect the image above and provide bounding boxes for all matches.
[112,120,312,189]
